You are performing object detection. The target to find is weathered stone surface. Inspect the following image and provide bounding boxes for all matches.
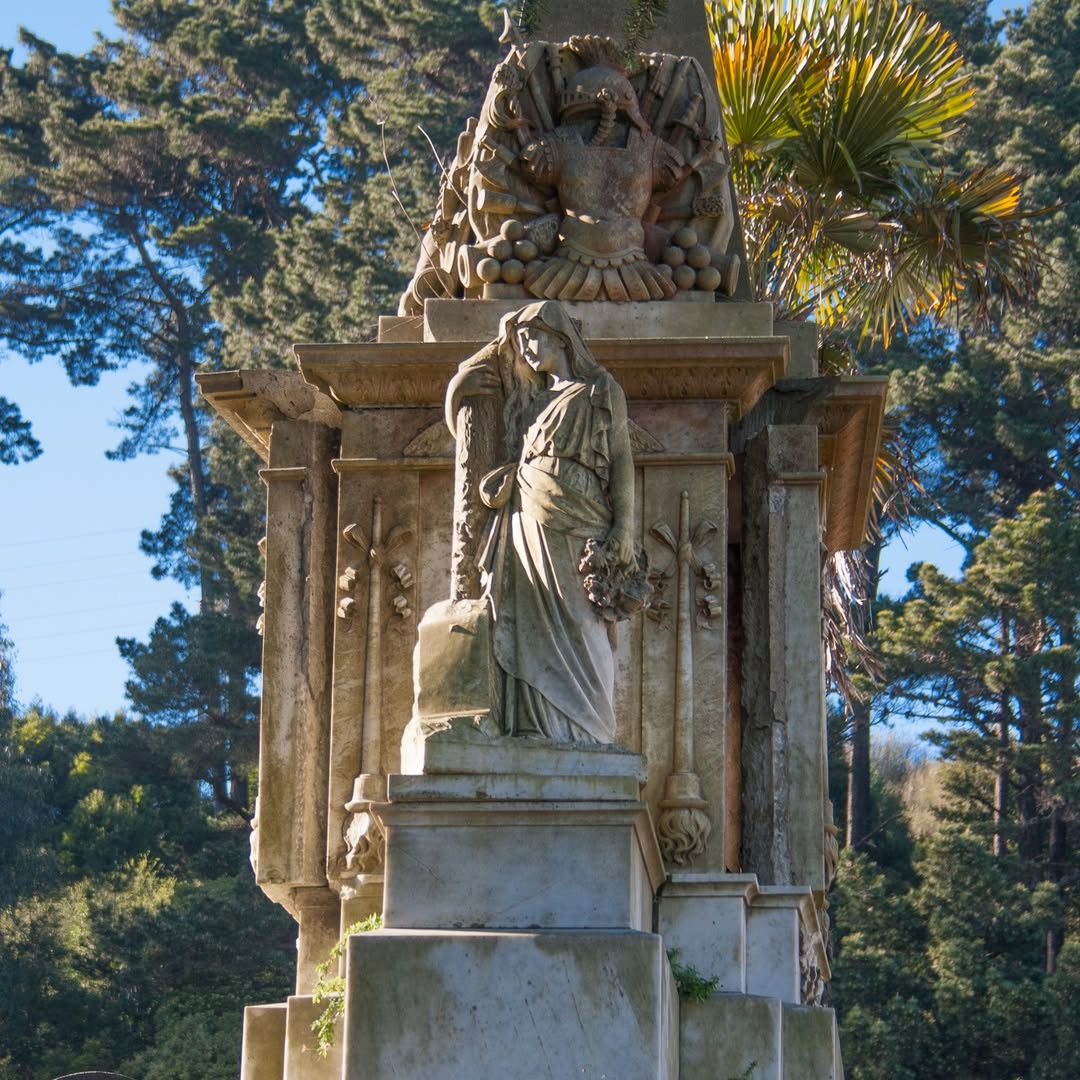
[783,1002,845,1080]
[378,797,662,931]
[387,770,641,802]
[401,33,742,313]
[740,424,827,890]
[240,1003,287,1080]
[658,873,758,993]
[324,411,427,883]
[680,994,782,1079]
[746,894,803,1004]
[376,313,424,343]
[293,887,341,996]
[400,716,648,779]
[255,420,339,913]
[296,337,788,416]
[641,471,729,871]
[343,929,678,1080]
[680,994,844,1079]
[423,298,773,343]
[195,369,342,460]
[530,0,715,74]
[411,599,494,724]
[284,995,343,1080]
[774,319,819,379]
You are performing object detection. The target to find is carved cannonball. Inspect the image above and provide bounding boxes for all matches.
[672,264,697,290]
[662,245,686,267]
[696,265,723,292]
[501,258,526,284]
[488,237,513,261]
[673,225,698,249]
[477,257,503,283]
[686,244,712,269]
[657,262,675,279]
[514,239,538,262]
[500,218,526,241]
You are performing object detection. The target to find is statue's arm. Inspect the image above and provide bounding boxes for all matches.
[445,346,502,438]
[606,380,636,565]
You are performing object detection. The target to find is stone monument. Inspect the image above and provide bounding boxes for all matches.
[199,8,886,1077]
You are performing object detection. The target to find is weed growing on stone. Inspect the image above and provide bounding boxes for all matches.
[311,913,383,1055]
[666,949,720,1002]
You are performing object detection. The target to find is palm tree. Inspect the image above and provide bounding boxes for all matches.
[708,0,1041,350]
[706,0,1044,847]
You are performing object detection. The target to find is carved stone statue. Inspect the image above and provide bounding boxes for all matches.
[417,301,648,744]
[400,22,740,312]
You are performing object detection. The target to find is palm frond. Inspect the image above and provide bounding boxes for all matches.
[707,0,1041,347]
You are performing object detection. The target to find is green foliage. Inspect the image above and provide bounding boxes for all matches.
[834,4,1080,1072]
[667,950,721,1002]
[725,1066,757,1080]
[311,913,383,1055]
[707,0,1041,349]
[0,707,292,1078]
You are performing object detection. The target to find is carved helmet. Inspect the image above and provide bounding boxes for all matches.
[559,64,649,132]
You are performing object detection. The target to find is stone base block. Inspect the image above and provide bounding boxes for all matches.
[746,891,804,1002]
[658,873,830,1005]
[343,929,677,1080]
[782,1002,844,1080]
[241,1003,287,1080]
[400,713,648,780]
[681,994,781,1079]
[422,298,773,342]
[680,995,843,1080]
[378,795,663,930]
[658,873,757,994]
[284,994,344,1080]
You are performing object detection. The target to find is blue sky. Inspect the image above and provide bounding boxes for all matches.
[0,0,966,718]
[1,1,194,717]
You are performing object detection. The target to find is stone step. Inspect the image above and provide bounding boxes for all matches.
[343,929,677,1080]
[658,872,829,1003]
[679,995,843,1080]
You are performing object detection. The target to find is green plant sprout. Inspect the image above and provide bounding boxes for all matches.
[311,912,383,1056]
[667,949,721,1002]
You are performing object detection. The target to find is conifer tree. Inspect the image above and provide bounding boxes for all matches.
[876,0,1080,973]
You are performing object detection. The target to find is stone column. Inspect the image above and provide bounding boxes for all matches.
[740,424,827,891]
[254,420,339,913]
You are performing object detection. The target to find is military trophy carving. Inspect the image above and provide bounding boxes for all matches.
[400,18,740,313]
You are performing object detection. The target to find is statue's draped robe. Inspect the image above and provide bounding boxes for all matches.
[482,373,617,742]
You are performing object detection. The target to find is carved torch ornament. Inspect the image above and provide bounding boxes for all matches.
[400,17,740,313]
[652,491,715,865]
[337,496,413,878]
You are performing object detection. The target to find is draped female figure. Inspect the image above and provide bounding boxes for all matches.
[445,301,637,743]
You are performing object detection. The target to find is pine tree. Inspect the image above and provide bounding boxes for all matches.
[874,2,1080,974]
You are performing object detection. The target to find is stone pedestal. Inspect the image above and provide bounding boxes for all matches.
[380,734,664,931]
[343,929,678,1080]
[656,870,839,1076]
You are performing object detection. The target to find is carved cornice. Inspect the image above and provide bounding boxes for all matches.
[817,377,889,553]
[294,338,788,416]
[196,369,342,462]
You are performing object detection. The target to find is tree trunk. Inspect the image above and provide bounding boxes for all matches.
[1047,625,1076,972]
[1015,629,1044,870]
[993,611,1010,857]
[847,697,871,849]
